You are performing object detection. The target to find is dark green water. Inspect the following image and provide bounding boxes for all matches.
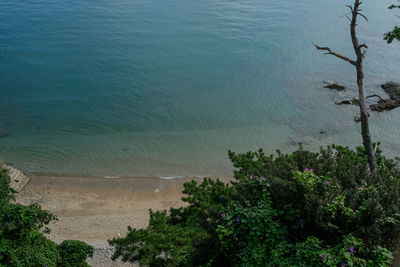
[1,0,399,177]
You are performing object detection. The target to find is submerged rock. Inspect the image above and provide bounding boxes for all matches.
[0,132,9,139]
[324,83,345,91]
[335,98,359,106]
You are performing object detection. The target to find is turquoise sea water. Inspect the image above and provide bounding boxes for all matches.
[0,0,399,177]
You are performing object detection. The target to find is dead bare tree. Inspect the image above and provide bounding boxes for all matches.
[315,0,377,174]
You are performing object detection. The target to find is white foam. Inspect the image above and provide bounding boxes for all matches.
[104,176,120,179]
[159,176,184,180]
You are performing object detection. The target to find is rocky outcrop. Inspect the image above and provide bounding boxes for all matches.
[2,164,30,192]
[369,82,400,112]
[370,99,400,111]
[381,82,400,100]
[324,83,345,91]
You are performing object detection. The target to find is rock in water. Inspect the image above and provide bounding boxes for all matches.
[0,132,9,139]
[335,98,359,106]
[369,82,400,112]
[324,83,345,91]
[370,99,400,112]
[381,82,400,102]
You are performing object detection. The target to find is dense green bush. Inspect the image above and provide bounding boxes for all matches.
[217,172,393,266]
[0,163,94,267]
[58,240,94,267]
[109,145,400,266]
[229,145,400,252]
[110,210,207,266]
[110,178,232,267]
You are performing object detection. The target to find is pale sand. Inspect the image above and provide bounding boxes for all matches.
[15,175,233,266]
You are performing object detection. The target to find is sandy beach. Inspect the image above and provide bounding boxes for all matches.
[15,175,223,266]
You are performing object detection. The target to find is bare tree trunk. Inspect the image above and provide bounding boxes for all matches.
[315,0,377,173]
[351,0,377,174]
[357,64,376,173]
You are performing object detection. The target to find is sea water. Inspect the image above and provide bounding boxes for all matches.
[0,0,399,177]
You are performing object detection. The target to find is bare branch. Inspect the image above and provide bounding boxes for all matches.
[366,94,385,101]
[314,44,356,65]
[357,43,368,49]
[347,5,354,13]
[357,12,368,21]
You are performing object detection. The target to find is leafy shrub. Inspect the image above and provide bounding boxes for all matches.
[217,173,393,266]
[228,145,400,252]
[0,166,13,202]
[110,179,233,266]
[110,210,207,266]
[0,163,93,267]
[58,240,94,267]
[110,145,400,266]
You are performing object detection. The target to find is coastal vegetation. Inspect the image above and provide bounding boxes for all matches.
[109,145,400,266]
[0,165,94,267]
[385,0,400,43]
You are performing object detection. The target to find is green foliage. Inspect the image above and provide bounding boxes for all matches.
[217,174,393,266]
[216,184,289,266]
[110,145,400,266]
[292,235,392,267]
[0,163,93,267]
[229,145,400,252]
[58,240,94,267]
[0,231,59,267]
[385,0,400,43]
[0,176,59,266]
[110,210,207,267]
[0,166,13,202]
[385,26,400,43]
[109,179,233,266]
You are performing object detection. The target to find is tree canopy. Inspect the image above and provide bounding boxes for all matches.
[0,165,94,267]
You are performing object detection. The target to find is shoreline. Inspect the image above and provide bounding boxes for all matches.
[21,170,233,181]
[15,174,233,266]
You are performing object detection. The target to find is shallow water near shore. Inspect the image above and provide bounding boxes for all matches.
[1,0,400,177]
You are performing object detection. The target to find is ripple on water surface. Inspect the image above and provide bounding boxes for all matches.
[0,0,399,176]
